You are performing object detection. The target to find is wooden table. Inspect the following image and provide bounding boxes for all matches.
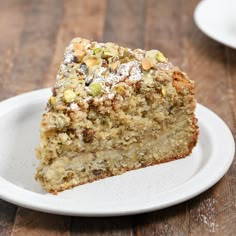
[0,0,235,235]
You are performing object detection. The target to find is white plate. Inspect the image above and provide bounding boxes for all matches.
[194,0,236,49]
[0,88,234,216]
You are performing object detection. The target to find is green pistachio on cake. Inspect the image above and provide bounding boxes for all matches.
[156,51,167,62]
[145,50,158,65]
[144,50,167,66]
[109,61,119,71]
[90,83,102,97]
[118,47,125,57]
[49,96,56,105]
[102,48,118,58]
[102,43,119,59]
[123,48,131,57]
[63,90,76,103]
[93,47,103,57]
[84,56,100,68]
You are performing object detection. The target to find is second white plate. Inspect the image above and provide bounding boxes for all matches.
[194,0,236,49]
[0,89,234,216]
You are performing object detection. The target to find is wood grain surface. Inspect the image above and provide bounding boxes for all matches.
[0,0,235,235]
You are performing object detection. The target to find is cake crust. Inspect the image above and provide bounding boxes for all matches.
[35,38,198,193]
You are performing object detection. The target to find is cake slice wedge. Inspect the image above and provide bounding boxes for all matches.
[35,38,198,193]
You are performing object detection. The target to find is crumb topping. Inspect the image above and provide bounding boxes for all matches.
[48,37,171,112]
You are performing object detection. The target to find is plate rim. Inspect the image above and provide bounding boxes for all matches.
[0,88,235,216]
[194,0,236,49]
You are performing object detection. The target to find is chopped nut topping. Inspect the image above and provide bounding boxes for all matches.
[63,90,76,103]
[73,42,83,51]
[72,38,90,51]
[52,38,170,112]
[142,58,153,70]
[102,48,118,58]
[109,61,119,71]
[90,83,102,96]
[84,56,100,68]
[49,96,56,105]
[93,47,103,57]
[118,47,125,57]
[145,50,158,65]
[156,51,167,62]
[74,50,86,62]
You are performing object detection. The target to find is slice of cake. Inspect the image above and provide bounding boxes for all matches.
[35,38,198,193]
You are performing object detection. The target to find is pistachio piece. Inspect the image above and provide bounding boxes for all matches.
[84,56,100,68]
[90,42,97,49]
[118,47,125,57]
[73,42,82,51]
[109,61,119,71]
[93,47,103,57]
[72,38,90,51]
[49,96,56,105]
[90,83,102,97]
[123,48,131,57]
[115,85,126,96]
[142,58,153,70]
[156,51,167,62]
[107,56,119,65]
[74,50,86,62]
[102,48,113,58]
[64,90,76,103]
[145,50,158,65]
[102,48,118,58]
[145,50,158,58]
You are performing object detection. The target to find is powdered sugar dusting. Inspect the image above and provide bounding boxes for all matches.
[118,61,141,81]
[77,64,87,75]
[64,44,74,64]
[60,64,67,71]
[69,102,79,111]
[90,60,142,87]
[191,198,218,233]
[107,92,115,100]
[128,61,142,81]
[86,60,142,98]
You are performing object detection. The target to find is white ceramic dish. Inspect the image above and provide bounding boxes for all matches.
[0,88,234,216]
[194,0,236,49]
